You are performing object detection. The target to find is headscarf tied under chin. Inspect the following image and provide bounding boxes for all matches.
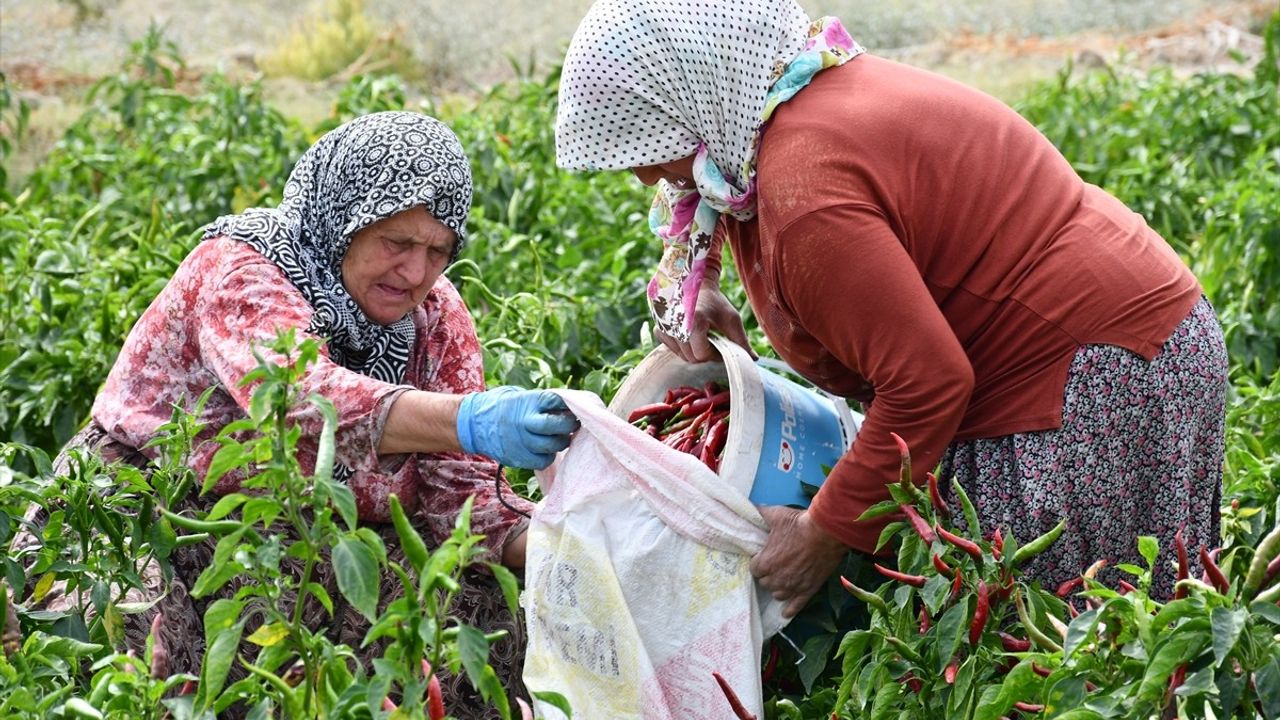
[203,111,473,384]
[556,0,863,340]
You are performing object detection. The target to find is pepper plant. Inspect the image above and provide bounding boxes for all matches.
[819,435,1280,720]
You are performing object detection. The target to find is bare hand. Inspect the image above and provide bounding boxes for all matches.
[750,506,849,617]
[655,282,756,363]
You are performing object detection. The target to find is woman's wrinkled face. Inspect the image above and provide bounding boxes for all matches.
[341,206,455,326]
[630,154,697,190]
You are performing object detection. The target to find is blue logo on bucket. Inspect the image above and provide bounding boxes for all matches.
[750,366,849,508]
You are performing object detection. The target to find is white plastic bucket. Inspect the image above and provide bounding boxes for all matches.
[608,337,862,507]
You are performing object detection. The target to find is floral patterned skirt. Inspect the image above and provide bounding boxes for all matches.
[940,297,1227,600]
[20,423,527,719]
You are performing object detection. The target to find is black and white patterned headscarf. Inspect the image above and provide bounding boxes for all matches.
[204,111,472,385]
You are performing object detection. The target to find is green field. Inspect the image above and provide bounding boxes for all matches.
[0,7,1277,720]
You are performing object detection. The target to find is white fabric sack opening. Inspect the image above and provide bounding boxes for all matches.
[522,389,787,719]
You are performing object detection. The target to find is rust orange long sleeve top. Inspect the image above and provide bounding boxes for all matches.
[715,56,1201,552]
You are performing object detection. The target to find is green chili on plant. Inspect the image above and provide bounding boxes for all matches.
[1010,519,1066,567]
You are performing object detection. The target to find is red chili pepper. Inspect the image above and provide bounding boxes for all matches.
[1173,527,1190,600]
[901,504,937,544]
[712,671,757,720]
[705,417,730,456]
[1031,662,1052,678]
[875,563,927,587]
[890,431,912,489]
[997,632,1031,652]
[627,402,676,424]
[951,571,963,602]
[927,471,951,521]
[1056,577,1084,598]
[991,528,1004,560]
[423,660,446,720]
[1066,602,1080,619]
[1266,553,1280,586]
[761,643,780,684]
[903,672,923,694]
[969,579,989,645]
[938,524,984,561]
[1169,663,1187,693]
[944,660,959,684]
[1013,702,1045,712]
[1117,579,1138,595]
[919,604,932,634]
[1199,545,1230,594]
[932,553,956,579]
[995,572,1015,602]
[149,611,169,679]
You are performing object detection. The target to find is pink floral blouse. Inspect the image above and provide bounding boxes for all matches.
[92,237,532,556]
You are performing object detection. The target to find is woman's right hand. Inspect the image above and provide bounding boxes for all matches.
[656,283,756,363]
[455,387,580,469]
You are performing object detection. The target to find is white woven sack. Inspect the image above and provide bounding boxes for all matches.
[522,389,787,720]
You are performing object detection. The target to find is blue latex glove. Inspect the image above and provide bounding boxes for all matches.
[456,387,579,469]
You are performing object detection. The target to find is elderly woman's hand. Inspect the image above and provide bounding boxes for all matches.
[750,506,849,618]
[656,282,756,364]
[456,387,580,469]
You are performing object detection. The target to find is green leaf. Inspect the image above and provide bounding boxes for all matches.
[875,521,906,553]
[1136,619,1211,706]
[41,636,104,658]
[60,698,105,719]
[309,393,338,484]
[197,619,245,714]
[390,494,429,573]
[1251,601,1280,625]
[333,536,380,621]
[203,443,250,493]
[798,632,836,694]
[857,500,901,522]
[202,599,244,652]
[1050,710,1105,720]
[456,622,492,688]
[305,581,333,616]
[204,492,248,522]
[971,684,1007,720]
[1210,607,1247,666]
[1257,657,1280,720]
[1043,675,1088,716]
[934,601,968,673]
[489,562,521,617]
[1064,608,1101,658]
[477,664,511,719]
[988,661,1040,720]
[532,690,573,718]
[922,573,951,615]
[1217,664,1249,718]
[1137,535,1159,568]
[246,621,290,647]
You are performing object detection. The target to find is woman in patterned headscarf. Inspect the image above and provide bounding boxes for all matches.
[557,0,1226,616]
[23,112,576,716]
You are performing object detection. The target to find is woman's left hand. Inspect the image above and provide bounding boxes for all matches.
[750,506,849,618]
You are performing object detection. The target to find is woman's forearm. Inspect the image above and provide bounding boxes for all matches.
[378,390,465,455]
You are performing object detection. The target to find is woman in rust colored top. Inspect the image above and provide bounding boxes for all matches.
[556,0,1226,611]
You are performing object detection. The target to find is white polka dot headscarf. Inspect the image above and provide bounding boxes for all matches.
[557,0,810,184]
[557,0,863,341]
